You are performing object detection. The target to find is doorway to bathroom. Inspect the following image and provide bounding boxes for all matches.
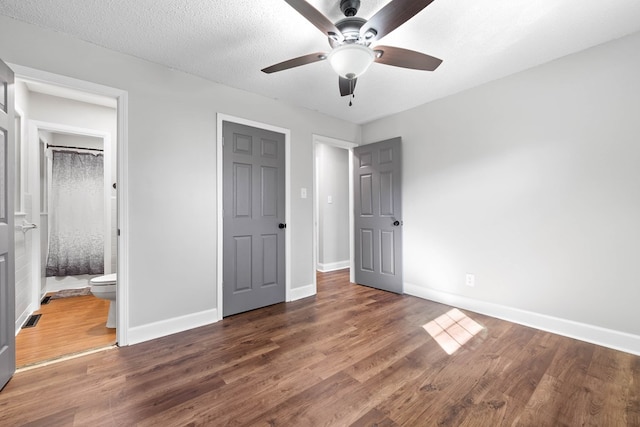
[12,76,119,367]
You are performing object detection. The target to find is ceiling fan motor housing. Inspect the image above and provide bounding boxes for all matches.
[340,0,360,17]
[329,17,367,48]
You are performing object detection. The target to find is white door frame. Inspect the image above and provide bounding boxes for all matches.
[312,134,358,286]
[10,64,130,345]
[216,114,291,319]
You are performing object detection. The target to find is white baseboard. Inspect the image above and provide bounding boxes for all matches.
[127,308,219,345]
[289,283,316,301]
[316,260,350,272]
[405,282,640,356]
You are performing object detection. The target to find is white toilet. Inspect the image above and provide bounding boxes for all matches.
[90,273,117,328]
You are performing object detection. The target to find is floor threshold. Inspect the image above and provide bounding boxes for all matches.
[16,344,118,373]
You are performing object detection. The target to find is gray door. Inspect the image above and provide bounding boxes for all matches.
[353,137,403,293]
[223,121,285,316]
[0,59,16,390]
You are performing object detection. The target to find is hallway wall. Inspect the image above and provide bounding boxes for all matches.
[316,144,350,271]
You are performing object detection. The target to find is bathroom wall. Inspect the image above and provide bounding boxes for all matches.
[27,91,117,195]
[26,91,118,287]
[52,133,103,150]
[13,80,33,331]
[316,144,350,271]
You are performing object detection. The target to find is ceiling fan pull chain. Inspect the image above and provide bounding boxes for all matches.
[349,79,354,106]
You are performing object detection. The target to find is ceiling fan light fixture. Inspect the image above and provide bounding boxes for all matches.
[328,44,375,80]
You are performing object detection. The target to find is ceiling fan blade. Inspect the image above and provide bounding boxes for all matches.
[374,46,442,71]
[360,0,436,42]
[261,52,328,74]
[284,0,344,42]
[339,77,357,96]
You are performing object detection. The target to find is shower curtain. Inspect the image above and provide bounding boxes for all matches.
[46,150,105,277]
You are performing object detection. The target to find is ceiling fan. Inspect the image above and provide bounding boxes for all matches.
[261,0,443,104]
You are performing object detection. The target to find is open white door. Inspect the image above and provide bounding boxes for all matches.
[0,58,16,390]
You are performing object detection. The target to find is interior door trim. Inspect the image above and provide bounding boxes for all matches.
[216,113,291,320]
[312,134,358,288]
[10,63,130,345]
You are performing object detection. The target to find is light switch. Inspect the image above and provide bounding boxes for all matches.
[328,195,333,204]
[301,188,307,199]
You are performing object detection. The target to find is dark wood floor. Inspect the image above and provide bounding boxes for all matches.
[1,269,638,426]
[15,294,116,367]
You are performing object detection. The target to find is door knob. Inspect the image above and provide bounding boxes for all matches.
[392,220,401,226]
[17,220,37,232]
[278,223,287,229]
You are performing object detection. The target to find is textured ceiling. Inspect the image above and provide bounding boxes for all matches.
[2,0,640,124]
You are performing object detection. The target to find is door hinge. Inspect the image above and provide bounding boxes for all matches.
[117,228,121,236]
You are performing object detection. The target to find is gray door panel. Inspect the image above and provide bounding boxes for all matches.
[353,138,402,293]
[223,121,285,316]
[0,58,16,390]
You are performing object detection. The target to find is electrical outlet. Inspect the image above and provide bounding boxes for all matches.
[465,273,475,287]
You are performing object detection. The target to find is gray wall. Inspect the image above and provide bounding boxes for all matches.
[0,15,360,336]
[316,144,349,270]
[362,31,640,341]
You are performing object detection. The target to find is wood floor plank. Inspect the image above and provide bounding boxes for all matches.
[1,269,639,426]
[15,294,116,367]
[343,326,429,383]
[292,342,442,427]
[350,408,400,427]
[392,344,507,425]
[628,356,640,425]
[582,348,640,426]
[510,337,596,425]
[499,330,561,404]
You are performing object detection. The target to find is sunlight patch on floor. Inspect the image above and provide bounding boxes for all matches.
[423,308,484,355]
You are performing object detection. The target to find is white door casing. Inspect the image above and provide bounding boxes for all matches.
[10,64,130,345]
